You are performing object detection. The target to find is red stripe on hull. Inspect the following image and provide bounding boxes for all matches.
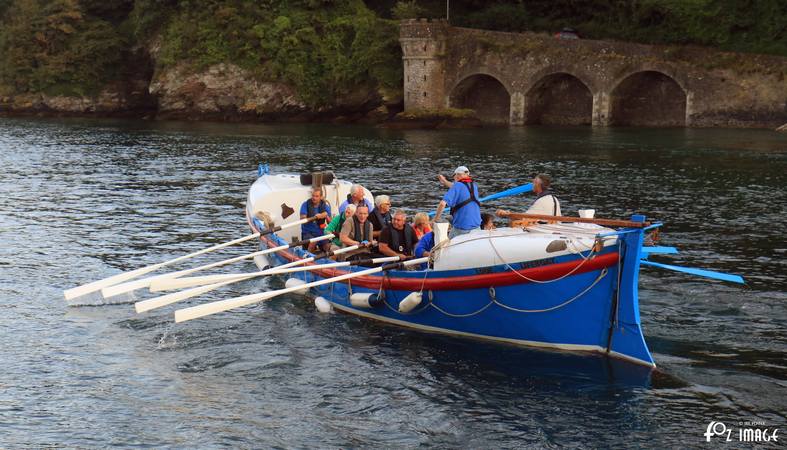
[256,231,618,292]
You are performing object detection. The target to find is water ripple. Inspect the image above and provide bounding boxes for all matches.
[0,117,785,447]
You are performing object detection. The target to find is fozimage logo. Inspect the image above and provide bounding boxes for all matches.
[704,421,779,443]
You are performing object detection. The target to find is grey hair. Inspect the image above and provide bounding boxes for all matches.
[413,212,429,225]
[374,194,390,207]
[351,184,364,195]
[393,209,407,218]
[344,203,357,214]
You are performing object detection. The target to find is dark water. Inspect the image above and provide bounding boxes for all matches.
[1,118,785,448]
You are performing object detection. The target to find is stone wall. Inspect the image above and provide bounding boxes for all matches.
[400,19,787,128]
[399,19,447,112]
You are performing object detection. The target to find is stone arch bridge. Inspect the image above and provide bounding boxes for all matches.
[400,20,787,127]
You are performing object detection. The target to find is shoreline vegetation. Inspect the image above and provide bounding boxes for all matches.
[1,0,785,128]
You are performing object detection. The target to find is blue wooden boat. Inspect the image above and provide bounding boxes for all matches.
[243,169,743,368]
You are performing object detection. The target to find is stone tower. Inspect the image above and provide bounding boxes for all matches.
[399,19,448,111]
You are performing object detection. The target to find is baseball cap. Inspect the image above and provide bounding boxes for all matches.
[454,165,470,175]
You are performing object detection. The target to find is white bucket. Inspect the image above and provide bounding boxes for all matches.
[578,209,596,219]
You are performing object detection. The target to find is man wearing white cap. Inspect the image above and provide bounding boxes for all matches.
[434,165,482,238]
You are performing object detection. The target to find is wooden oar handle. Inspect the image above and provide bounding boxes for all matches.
[380,257,428,271]
[502,213,651,228]
[285,233,333,249]
[311,245,342,260]
[349,256,403,267]
[381,261,404,271]
[287,238,308,248]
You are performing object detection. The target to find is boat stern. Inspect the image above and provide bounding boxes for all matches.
[604,216,656,367]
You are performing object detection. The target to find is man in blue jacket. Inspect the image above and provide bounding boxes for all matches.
[433,166,481,238]
[300,187,331,252]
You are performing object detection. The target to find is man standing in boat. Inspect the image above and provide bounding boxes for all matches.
[433,166,482,238]
[496,174,561,219]
[300,187,332,252]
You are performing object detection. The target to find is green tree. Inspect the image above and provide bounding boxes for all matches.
[0,0,127,95]
[392,1,424,20]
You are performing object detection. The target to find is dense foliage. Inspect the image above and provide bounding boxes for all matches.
[145,0,402,105]
[0,0,402,104]
[0,0,129,96]
[452,0,787,56]
[0,0,784,102]
[380,0,787,55]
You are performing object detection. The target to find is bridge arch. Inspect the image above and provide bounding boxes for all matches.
[524,72,593,125]
[609,70,687,126]
[449,73,511,125]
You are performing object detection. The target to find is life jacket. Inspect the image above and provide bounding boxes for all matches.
[388,224,416,256]
[371,208,392,230]
[414,224,432,240]
[306,199,328,226]
[451,178,480,216]
[351,216,372,242]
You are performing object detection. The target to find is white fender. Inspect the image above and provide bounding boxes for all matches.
[398,291,423,313]
[284,277,309,295]
[314,296,333,313]
[254,253,273,271]
[350,292,381,308]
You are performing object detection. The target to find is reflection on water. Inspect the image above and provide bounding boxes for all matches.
[0,117,785,447]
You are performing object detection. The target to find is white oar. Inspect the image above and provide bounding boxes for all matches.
[265,255,400,275]
[102,234,333,298]
[63,216,315,301]
[64,233,258,301]
[134,244,364,313]
[174,257,428,322]
[149,243,361,292]
[134,259,308,314]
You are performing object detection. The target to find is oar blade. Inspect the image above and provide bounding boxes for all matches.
[640,246,678,255]
[428,182,534,218]
[174,291,276,323]
[64,264,162,301]
[149,273,253,292]
[640,260,745,284]
[135,280,233,313]
[65,232,261,302]
[478,182,534,202]
[172,260,426,323]
[102,273,173,298]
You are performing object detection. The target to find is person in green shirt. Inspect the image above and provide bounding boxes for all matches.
[325,203,356,249]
